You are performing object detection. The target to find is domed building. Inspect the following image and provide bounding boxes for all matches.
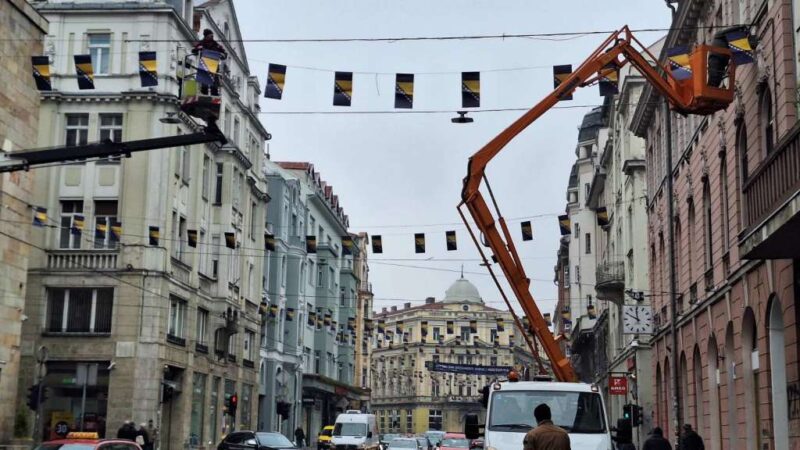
[369,276,536,434]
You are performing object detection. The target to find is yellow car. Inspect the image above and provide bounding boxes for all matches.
[317,425,334,450]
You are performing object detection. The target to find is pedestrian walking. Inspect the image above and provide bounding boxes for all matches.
[116,421,138,441]
[523,404,571,450]
[137,423,153,450]
[642,427,672,450]
[294,426,306,448]
[679,424,704,450]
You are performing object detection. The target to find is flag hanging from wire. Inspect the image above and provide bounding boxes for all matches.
[265,63,287,99]
[414,233,425,253]
[446,230,457,251]
[561,306,571,321]
[666,46,692,81]
[544,312,552,326]
[726,30,755,65]
[187,229,198,248]
[347,317,355,331]
[446,321,454,334]
[553,64,573,100]
[111,222,122,241]
[342,235,354,255]
[421,321,429,336]
[74,55,95,90]
[269,304,279,318]
[558,214,571,236]
[521,221,533,241]
[377,319,385,334]
[496,317,505,332]
[32,56,52,91]
[596,207,609,227]
[470,320,478,334]
[286,308,295,321]
[324,312,332,326]
[598,63,619,96]
[308,311,316,326]
[95,222,107,241]
[32,207,47,227]
[197,50,222,86]
[149,226,160,246]
[224,232,236,249]
[72,215,85,235]
[265,233,275,251]
[587,304,597,319]
[138,51,158,87]
[371,235,382,253]
[395,73,414,109]
[461,72,480,108]
[306,235,317,253]
[333,71,353,106]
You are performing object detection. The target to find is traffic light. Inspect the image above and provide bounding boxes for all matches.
[26,383,40,411]
[622,403,632,420]
[162,384,175,403]
[226,393,238,418]
[632,404,644,427]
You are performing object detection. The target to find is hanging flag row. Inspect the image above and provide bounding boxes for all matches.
[30,50,226,91]
[31,207,123,240]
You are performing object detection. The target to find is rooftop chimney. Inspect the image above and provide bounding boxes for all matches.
[391,306,397,312]
[425,297,435,304]
[404,302,412,309]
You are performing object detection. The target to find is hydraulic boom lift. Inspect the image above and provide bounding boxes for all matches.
[458,26,739,382]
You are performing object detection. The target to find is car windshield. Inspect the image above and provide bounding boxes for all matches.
[35,445,96,450]
[333,422,367,437]
[320,428,332,437]
[257,433,294,447]
[488,390,607,433]
[424,432,444,444]
[388,440,417,448]
[440,438,470,447]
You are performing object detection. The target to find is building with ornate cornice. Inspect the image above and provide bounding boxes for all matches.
[20,2,269,449]
[370,277,534,435]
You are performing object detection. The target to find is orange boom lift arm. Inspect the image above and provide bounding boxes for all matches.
[458,26,736,382]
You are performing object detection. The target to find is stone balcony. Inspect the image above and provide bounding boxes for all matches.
[47,249,118,270]
[595,260,624,302]
[740,122,800,259]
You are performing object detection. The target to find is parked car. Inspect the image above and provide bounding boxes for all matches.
[317,425,334,450]
[423,431,445,448]
[217,431,297,450]
[36,432,142,450]
[385,437,422,450]
[438,433,470,450]
[380,433,401,450]
[415,436,432,450]
[331,410,380,449]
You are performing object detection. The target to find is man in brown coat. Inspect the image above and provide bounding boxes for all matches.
[523,404,571,450]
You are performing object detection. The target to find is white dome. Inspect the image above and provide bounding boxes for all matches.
[443,277,483,304]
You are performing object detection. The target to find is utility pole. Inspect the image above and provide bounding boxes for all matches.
[663,98,682,448]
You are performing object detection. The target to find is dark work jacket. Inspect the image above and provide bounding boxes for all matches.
[642,434,672,450]
[679,431,705,450]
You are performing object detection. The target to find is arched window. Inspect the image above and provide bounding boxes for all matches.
[741,307,759,450]
[679,352,689,427]
[703,180,713,272]
[736,121,749,181]
[675,218,683,291]
[688,201,696,288]
[759,85,775,154]
[663,356,672,438]
[707,335,722,450]
[724,323,737,449]
[693,346,705,436]
[719,154,730,253]
[655,362,663,428]
[768,296,789,449]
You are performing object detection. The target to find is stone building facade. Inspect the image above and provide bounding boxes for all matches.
[0,0,47,443]
[631,0,800,448]
[371,277,534,435]
[353,232,374,393]
[19,2,268,449]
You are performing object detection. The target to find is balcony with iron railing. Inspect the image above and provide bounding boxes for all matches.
[740,122,800,259]
[595,260,624,302]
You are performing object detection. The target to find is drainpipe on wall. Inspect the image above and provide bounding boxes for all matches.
[663,99,682,448]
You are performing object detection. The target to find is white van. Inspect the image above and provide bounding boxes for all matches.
[331,410,380,450]
[466,380,612,450]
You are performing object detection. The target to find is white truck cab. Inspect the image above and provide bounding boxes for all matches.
[466,379,612,450]
[331,410,380,450]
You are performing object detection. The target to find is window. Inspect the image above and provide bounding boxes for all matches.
[584,183,590,202]
[65,114,89,147]
[406,410,413,433]
[202,156,210,200]
[490,329,498,343]
[574,222,580,238]
[249,202,257,240]
[736,122,749,181]
[46,287,113,333]
[214,163,224,204]
[180,146,191,181]
[314,351,321,373]
[318,265,324,287]
[233,117,240,145]
[98,114,123,142]
[720,156,730,252]
[197,308,209,345]
[703,181,713,269]
[94,200,118,249]
[428,409,442,431]
[211,234,220,277]
[759,85,774,154]
[172,216,187,261]
[309,216,316,235]
[88,34,111,75]
[243,330,256,362]
[460,326,470,343]
[585,233,591,254]
[281,256,287,287]
[309,260,315,286]
[491,356,498,366]
[329,267,335,290]
[168,296,187,338]
[59,200,84,249]
[232,168,242,210]
[433,327,441,341]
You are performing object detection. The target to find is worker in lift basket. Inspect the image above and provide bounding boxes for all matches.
[192,29,227,96]
[523,404,571,450]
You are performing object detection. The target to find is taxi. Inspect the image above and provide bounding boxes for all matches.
[317,425,334,450]
[35,432,143,450]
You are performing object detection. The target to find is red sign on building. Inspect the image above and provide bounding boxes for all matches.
[609,376,628,395]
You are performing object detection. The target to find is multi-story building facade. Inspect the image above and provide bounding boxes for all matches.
[272,162,368,443]
[554,106,609,383]
[631,0,800,447]
[353,232,374,393]
[371,277,534,435]
[587,61,656,446]
[0,0,47,443]
[19,2,269,449]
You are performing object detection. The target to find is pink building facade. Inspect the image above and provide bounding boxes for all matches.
[631,0,800,448]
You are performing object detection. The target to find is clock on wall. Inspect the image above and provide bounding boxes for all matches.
[622,305,653,335]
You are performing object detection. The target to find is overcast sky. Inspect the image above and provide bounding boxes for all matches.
[235,0,670,316]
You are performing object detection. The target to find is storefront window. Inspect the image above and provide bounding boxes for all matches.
[210,377,220,446]
[190,372,206,446]
[240,384,252,430]
[41,361,110,440]
[223,379,236,436]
